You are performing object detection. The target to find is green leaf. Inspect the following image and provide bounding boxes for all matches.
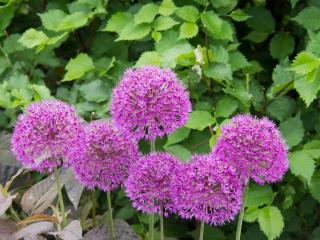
[186,111,215,131]
[3,34,24,54]
[244,208,261,223]
[279,115,304,148]
[175,6,199,23]
[8,73,29,89]
[0,57,10,75]
[246,7,275,33]
[266,96,296,121]
[164,144,191,161]
[269,32,295,60]
[57,12,89,31]
[135,51,161,67]
[310,171,320,202]
[38,9,67,31]
[63,53,94,81]
[116,23,151,41]
[159,0,177,16]
[165,127,190,146]
[289,150,315,184]
[291,51,320,75]
[215,96,238,118]
[229,51,250,71]
[0,2,15,35]
[246,183,273,208]
[258,206,284,240]
[179,22,198,39]
[229,9,251,22]
[294,71,320,106]
[203,63,232,81]
[18,28,49,49]
[134,3,159,25]
[290,0,299,8]
[244,31,269,43]
[153,16,179,31]
[303,141,320,159]
[31,84,52,100]
[293,6,320,31]
[79,80,111,102]
[102,12,132,33]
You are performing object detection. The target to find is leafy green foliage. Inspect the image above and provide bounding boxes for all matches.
[186,111,215,131]
[258,206,284,240]
[63,53,94,81]
[279,115,304,148]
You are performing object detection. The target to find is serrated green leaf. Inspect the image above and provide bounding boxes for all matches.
[164,144,191,161]
[294,71,320,106]
[63,53,94,81]
[258,206,284,240]
[18,28,49,49]
[267,96,295,121]
[270,32,295,60]
[135,51,161,67]
[0,2,15,35]
[291,51,320,75]
[79,80,111,102]
[279,115,304,148]
[244,31,269,43]
[247,7,275,33]
[31,84,52,100]
[134,3,159,25]
[186,110,215,131]
[102,12,133,33]
[165,127,190,146]
[229,9,251,22]
[179,22,198,39]
[57,11,89,31]
[310,171,320,202]
[289,150,315,184]
[244,208,261,223]
[38,9,67,31]
[229,51,250,71]
[3,34,24,54]
[211,45,229,64]
[175,5,199,23]
[8,73,29,89]
[303,141,320,159]
[116,23,151,41]
[215,96,238,118]
[159,0,176,16]
[153,16,179,31]
[293,6,320,31]
[204,63,232,81]
[246,183,273,208]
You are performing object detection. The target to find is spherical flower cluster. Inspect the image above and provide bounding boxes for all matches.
[111,66,192,141]
[72,120,139,192]
[11,100,86,172]
[125,152,181,215]
[171,154,243,226]
[213,114,289,185]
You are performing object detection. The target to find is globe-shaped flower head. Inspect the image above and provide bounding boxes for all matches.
[72,120,139,192]
[212,114,289,185]
[125,152,180,215]
[11,99,86,172]
[171,154,243,225]
[111,66,192,141]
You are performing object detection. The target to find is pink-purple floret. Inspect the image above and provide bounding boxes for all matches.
[72,120,139,192]
[111,66,192,141]
[11,99,86,172]
[212,114,289,185]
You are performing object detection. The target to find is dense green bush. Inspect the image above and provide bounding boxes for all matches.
[1,0,320,239]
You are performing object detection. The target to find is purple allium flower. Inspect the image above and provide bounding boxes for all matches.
[72,120,139,192]
[171,154,242,226]
[212,114,289,185]
[125,152,181,215]
[11,100,86,172]
[111,66,192,141]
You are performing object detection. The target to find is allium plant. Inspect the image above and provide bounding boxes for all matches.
[172,154,242,239]
[111,66,192,141]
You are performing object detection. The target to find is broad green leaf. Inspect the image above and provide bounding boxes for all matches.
[38,9,67,31]
[244,208,261,223]
[246,7,275,33]
[271,61,294,94]
[159,0,176,16]
[289,151,315,184]
[0,2,15,35]
[153,16,179,31]
[8,73,29,89]
[310,171,320,202]
[63,53,94,81]
[211,45,229,64]
[215,96,238,118]
[164,144,191,161]
[116,23,151,41]
[270,32,295,60]
[246,184,273,208]
[31,84,52,100]
[210,0,237,12]
[0,58,10,75]
[3,34,24,54]
[266,96,295,121]
[291,51,320,75]
[57,12,89,31]
[203,63,232,81]
[279,115,304,148]
[18,28,49,48]
[186,110,215,131]
[165,127,190,146]
[46,32,68,46]
[179,22,198,39]
[258,206,284,240]
[303,141,320,159]
[294,71,320,106]
[151,31,162,41]
[175,6,199,23]
[135,51,161,67]
[134,3,159,25]
[102,12,132,33]
[244,31,269,43]
[293,6,320,31]
[307,31,320,57]
[290,0,299,8]
[229,51,250,71]
[229,9,251,22]
[79,80,111,102]
[0,84,11,107]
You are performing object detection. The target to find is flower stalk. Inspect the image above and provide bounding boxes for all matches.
[235,182,249,240]
[107,191,115,240]
[199,221,205,240]
[53,166,67,226]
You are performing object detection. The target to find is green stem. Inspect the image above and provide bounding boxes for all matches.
[53,167,67,226]
[235,183,249,240]
[107,191,115,240]
[199,221,205,240]
[245,74,250,93]
[149,214,155,240]
[91,190,96,228]
[150,140,156,152]
[160,203,164,240]
[9,205,21,222]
